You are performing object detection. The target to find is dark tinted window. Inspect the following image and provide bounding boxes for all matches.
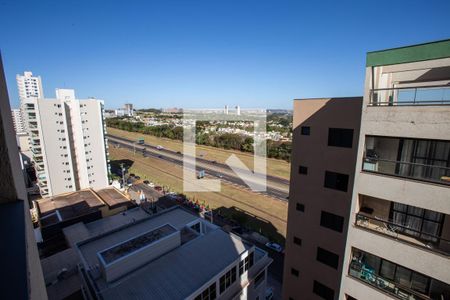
[301,126,310,135]
[299,165,308,175]
[346,295,357,300]
[313,280,335,300]
[324,171,349,192]
[293,236,302,246]
[296,203,305,212]
[320,211,344,233]
[291,268,299,277]
[328,128,353,148]
[316,247,339,269]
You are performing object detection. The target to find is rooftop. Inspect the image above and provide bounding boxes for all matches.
[94,187,131,209]
[366,39,450,67]
[37,189,105,226]
[37,187,133,227]
[76,206,258,300]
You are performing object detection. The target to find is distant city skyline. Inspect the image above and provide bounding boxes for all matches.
[1,0,449,109]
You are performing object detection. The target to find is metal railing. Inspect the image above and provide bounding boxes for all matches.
[355,213,450,256]
[362,157,450,185]
[349,260,430,300]
[370,85,450,106]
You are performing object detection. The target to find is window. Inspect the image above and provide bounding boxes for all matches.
[301,126,310,135]
[293,236,302,246]
[390,202,444,243]
[313,280,335,300]
[239,252,254,275]
[316,247,339,269]
[219,266,236,294]
[328,128,353,148]
[320,211,344,233]
[291,268,299,277]
[296,203,305,212]
[254,271,265,287]
[324,171,349,192]
[298,166,308,175]
[346,295,357,300]
[194,282,216,300]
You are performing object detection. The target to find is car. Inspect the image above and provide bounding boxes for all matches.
[156,145,164,150]
[129,173,135,177]
[158,155,162,158]
[135,176,141,180]
[211,160,217,164]
[176,151,181,155]
[265,242,283,253]
[148,182,155,188]
[143,180,149,184]
[217,174,223,178]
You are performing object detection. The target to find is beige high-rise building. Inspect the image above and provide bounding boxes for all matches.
[282,97,362,300]
[23,88,111,197]
[340,40,450,299]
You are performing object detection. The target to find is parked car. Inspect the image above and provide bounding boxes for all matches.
[129,173,135,177]
[156,145,164,150]
[135,176,141,180]
[143,180,149,184]
[265,242,283,253]
[154,186,162,191]
[148,182,155,188]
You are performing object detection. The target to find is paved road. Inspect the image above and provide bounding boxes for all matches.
[108,135,290,201]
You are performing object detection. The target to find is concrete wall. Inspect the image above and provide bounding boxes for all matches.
[100,229,180,282]
[283,97,362,300]
[37,99,76,196]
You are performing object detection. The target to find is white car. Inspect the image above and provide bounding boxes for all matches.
[265,242,283,253]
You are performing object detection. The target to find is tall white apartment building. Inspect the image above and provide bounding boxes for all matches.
[23,88,110,197]
[340,40,450,299]
[16,71,44,134]
[11,108,25,133]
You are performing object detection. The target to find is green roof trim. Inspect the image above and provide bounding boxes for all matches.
[366,39,450,67]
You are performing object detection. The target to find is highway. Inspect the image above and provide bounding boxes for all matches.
[107,134,290,201]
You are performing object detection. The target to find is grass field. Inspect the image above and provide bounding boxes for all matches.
[107,127,291,180]
[109,144,288,243]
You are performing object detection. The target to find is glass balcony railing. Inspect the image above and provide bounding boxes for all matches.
[349,248,450,300]
[370,85,450,106]
[355,213,450,256]
[363,157,450,185]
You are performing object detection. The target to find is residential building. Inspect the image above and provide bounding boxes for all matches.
[76,206,272,300]
[11,108,25,133]
[23,88,110,197]
[124,103,133,116]
[0,55,47,299]
[340,40,450,299]
[16,71,44,134]
[282,97,363,300]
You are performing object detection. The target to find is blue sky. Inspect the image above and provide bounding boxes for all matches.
[1,0,449,109]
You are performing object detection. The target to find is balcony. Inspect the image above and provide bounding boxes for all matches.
[363,136,450,185]
[355,195,450,257]
[370,85,450,106]
[349,248,450,300]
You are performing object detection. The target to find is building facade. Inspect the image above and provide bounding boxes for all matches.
[11,108,25,133]
[282,97,362,300]
[16,71,44,134]
[0,56,47,300]
[340,40,450,299]
[23,88,110,197]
